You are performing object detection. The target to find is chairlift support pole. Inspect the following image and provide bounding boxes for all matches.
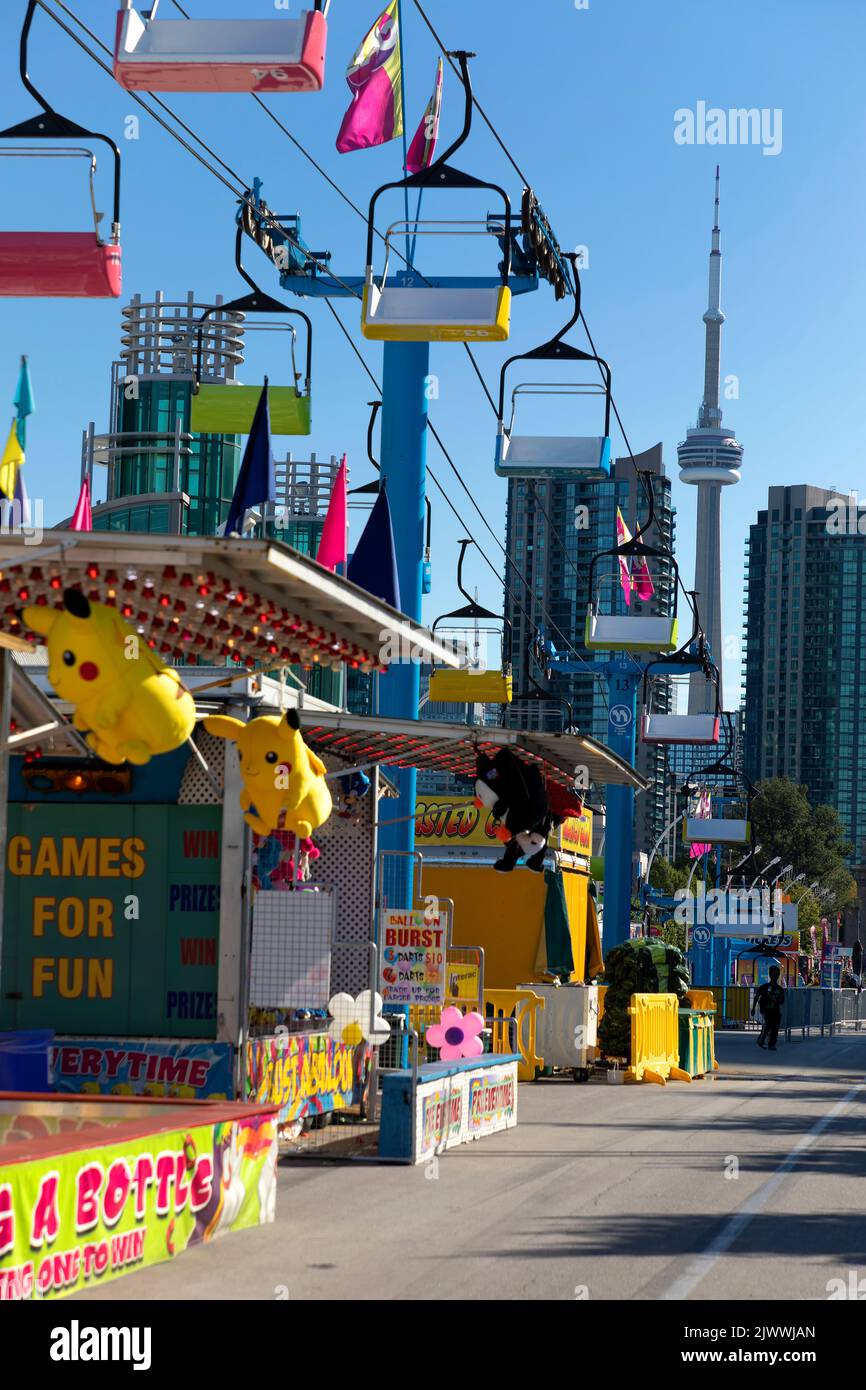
[375,340,430,906]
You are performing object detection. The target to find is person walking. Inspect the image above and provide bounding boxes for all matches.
[751,965,785,1050]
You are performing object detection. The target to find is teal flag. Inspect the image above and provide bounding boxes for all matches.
[13,355,34,448]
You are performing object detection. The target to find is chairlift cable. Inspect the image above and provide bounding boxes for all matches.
[321,297,588,672]
[44,0,601,686]
[39,0,247,195]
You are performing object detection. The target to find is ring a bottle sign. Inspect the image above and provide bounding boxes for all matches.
[379,905,449,1006]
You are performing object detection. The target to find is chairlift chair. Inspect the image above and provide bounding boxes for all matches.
[495,256,612,478]
[114,0,329,94]
[641,597,721,745]
[584,474,679,652]
[683,723,752,845]
[361,52,512,343]
[190,222,312,435]
[0,2,122,298]
[508,632,576,732]
[428,539,512,704]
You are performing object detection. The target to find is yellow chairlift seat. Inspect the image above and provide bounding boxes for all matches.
[361,52,513,346]
[429,539,513,707]
[362,267,511,344]
[428,668,513,705]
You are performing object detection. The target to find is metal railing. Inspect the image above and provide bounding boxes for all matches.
[707,984,866,1039]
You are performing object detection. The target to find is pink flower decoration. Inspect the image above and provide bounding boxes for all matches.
[426,1006,485,1062]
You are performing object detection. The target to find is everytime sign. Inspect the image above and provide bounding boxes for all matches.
[378,906,450,1006]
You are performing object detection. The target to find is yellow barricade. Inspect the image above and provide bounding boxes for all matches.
[409,1004,447,1050]
[627,993,691,1085]
[684,988,716,1013]
[597,984,607,1027]
[483,988,546,1082]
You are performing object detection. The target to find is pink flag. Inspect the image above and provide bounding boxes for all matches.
[631,552,655,601]
[336,3,403,155]
[615,507,633,607]
[316,456,348,572]
[689,789,712,860]
[406,57,443,175]
[69,475,92,532]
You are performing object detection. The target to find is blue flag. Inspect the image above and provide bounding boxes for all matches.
[14,463,30,527]
[13,355,34,449]
[347,485,401,609]
[223,381,275,537]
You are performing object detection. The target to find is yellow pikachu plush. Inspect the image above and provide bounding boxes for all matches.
[23,588,196,765]
[204,708,332,837]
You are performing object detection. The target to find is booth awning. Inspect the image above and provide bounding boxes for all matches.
[0,532,462,676]
[6,659,90,757]
[298,711,648,791]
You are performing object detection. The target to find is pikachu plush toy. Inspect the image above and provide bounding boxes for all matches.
[204,708,332,837]
[24,588,196,764]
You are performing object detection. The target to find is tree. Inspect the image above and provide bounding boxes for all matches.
[648,856,693,897]
[750,778,856,914]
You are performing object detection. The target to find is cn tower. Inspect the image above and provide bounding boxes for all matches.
[678,167,743,713]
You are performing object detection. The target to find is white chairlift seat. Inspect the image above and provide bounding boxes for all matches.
[641,712,720,746]
[114,4,328,93]
[683,817,750,846]
[585,612,679,653]
[362,280,511,344]
[494,380,613,478]
[495,430,611,478]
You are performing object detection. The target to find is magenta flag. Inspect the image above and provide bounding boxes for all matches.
[615,507,633,607]
[406,57,443,174]
[69,475,92,532]
[316,456,348,572]
[631,552,655,601]
[689,789,712,859]
[336,3,403,155]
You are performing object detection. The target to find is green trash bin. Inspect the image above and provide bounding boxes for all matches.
[678,1009,710,1078]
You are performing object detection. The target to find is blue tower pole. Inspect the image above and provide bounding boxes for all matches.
[377,341,430,907]
[603,653,641,951]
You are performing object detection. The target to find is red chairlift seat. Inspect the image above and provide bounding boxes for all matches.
[0,5,122,299]
[114,0,329,94]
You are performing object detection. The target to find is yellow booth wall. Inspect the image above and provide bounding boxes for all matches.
[423,864,590,990]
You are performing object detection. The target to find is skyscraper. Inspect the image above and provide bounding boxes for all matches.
[678,168,744,712]
[502,444,676,853]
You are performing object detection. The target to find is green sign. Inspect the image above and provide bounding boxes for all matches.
[1,805,222,1037]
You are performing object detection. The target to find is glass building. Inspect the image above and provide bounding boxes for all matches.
[742,483,865,864]
[502,443,676,853]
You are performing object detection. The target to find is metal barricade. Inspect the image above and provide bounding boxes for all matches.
[709,984,754,1029]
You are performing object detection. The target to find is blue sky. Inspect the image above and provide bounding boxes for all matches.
[1,0,864,704]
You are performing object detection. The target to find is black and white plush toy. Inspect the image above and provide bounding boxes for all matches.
[474,749,550,873]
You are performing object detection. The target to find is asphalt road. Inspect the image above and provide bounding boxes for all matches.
[78,1028,866,1302]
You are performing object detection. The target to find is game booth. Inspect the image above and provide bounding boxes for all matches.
[0,530,461,1297]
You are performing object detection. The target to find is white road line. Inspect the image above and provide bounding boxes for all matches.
[660,1072,866,1301]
